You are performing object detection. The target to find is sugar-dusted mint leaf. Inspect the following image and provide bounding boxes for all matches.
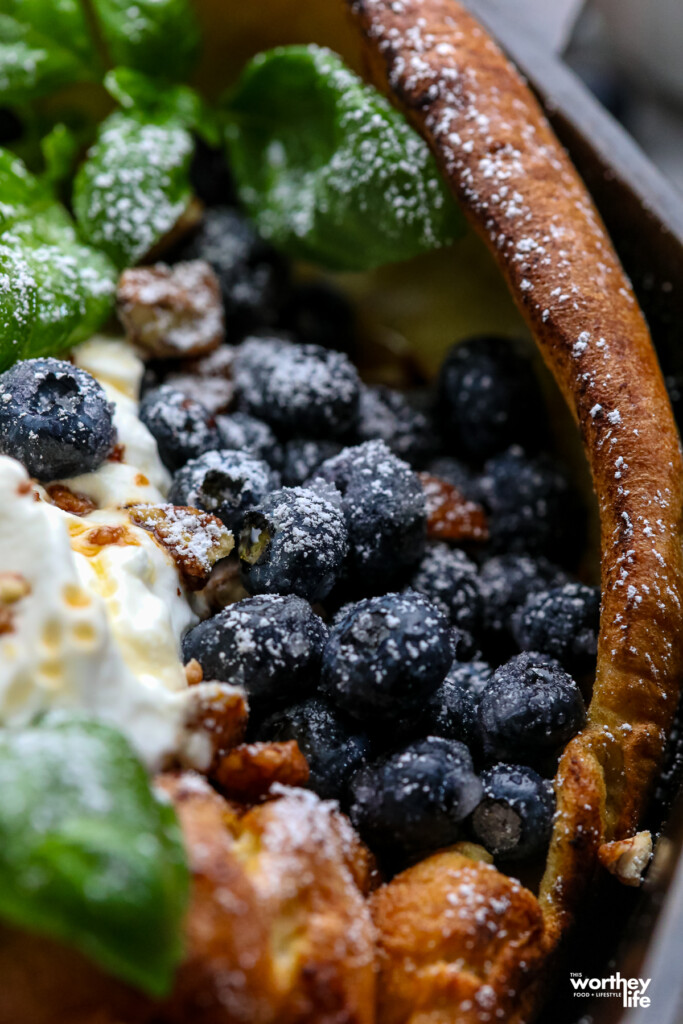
[73,111,195,269]
[0,1,98,104]
[90,0,201,80]
[224,45,465,272]
[104,67,221,146]
[0,149,116,372]
[0,716,189,996]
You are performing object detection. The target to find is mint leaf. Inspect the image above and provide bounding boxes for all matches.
[73,111,195,269]
[224,45,464,272]
[104,67,221,146]
[41,123,80,189]
[0,149,116,371]
[0,716,189,996]
[90,0,201,80]
[0,1,98,104]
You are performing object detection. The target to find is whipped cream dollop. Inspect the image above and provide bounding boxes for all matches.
[0,336,240,769]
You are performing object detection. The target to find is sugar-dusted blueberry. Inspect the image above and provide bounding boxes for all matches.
[255,697,370,803]
[471,763,555,861]
[479,553,568,647]
[426,455,480,501]
[410,542,482,632]
[312,440,426,582]
[177,207,287,337]
[0,358,115,481]
[281,438,343,486]
[234,336,360,438]
[139,383,220,472]
[478,652,586,765]
[182,594,327,707]
[321,590,451,720]
[512,582,600,674]
[355,384,438,467]
[215,411,282,466]
[239,486,348,603]
[424,659,492,748]
[168,448,279,533]
[478,446,581,562]
[349,737,483,857]
[437,335,540,461]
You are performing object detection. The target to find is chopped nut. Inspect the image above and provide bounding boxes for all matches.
[178,682,248,770]
[128,503,234,590]
[45,483,97,517]
[190,555,249,619]
[212,741,310,801]
[598,831,652,886]
[0,572,31,604]
[184,658,204,686]
[117,259,224,358]
[419,472,489,542]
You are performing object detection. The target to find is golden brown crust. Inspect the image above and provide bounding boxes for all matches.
[211,739,310,799]
[347,0,683,1014]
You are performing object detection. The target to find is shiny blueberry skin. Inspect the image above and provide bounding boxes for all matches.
[354,384,438,467]
[168,449,280,533]
[512,582,600,675]
[423,659,493,749]
[478,652,586,765]
[177,207,287,337]
[471,763,555,861]
[0,358,115,481]
[437,336,540,462]
[321,590,451,721]
[478,446,581,563]
[255,697,370,804]
[410,542,482,632]
[182,594,327,708]
[234,336,360,438]
[479,553,568,659]
[215,411,282,466]
[281,438,343,486]
[139,384,220,472]
[312,440,426,583]
[239,486,348,603]
[349,737,483,858]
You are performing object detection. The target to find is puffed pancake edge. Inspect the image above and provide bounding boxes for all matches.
[346,0,683,1020]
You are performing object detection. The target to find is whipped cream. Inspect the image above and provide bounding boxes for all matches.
[0,336,238,769]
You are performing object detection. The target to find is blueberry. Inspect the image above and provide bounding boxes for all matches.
[424,659,493,748]
[177,207,288,338]
[215,411,282,466]
[0,358,115,481]
[478,446,581,562]
[471,763,555,861]
[279,280,355,352]
[281,438,343,486]
[349,737,482,858]
[139,384,220,472]
[255,697,370,803]
[410,542,482,632]
[355,385,438,467]
[239,486,348,602]
[182,594,327,707]
[479,554,568,648]
[234,336,360,438]
[312,440,426,583]
[512,582,600,674]
[168,449,279,533]
[478,652,586,765]
[426,456,479,501]
[321,591,451,720]
[437,335,540,461]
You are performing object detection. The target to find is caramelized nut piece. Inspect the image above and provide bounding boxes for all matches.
[184,658,204,686]
[45,483,97,517]
[212,741,310,801]
[419,472,489,542]
[128,503,234,590]
[178,682,248,771]
[0,572,31,636]
[598,831,652,887]
[117,260,224,358]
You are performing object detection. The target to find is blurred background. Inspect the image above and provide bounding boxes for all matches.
[508,0,683,194]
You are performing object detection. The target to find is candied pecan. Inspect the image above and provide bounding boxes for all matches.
[117,259,224,358]
[45,483,97,517]
[128,503,234,590]
[212,741,310,801]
